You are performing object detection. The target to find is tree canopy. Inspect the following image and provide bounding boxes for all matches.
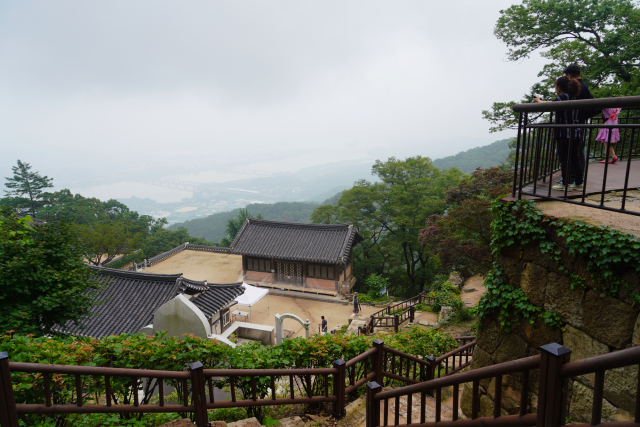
[3,160,54,218]
[0,206,102,336]
[484,0,640,132]
[311,156,464,297]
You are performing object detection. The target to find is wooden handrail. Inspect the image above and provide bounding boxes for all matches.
[434,341,476,363]
[375,355,540,401]
[560,345,640,378]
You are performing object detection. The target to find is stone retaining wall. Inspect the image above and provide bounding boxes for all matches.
[462,221,640,422]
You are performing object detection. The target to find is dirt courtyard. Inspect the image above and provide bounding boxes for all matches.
[144,250,243,283]
[235,295,380,338]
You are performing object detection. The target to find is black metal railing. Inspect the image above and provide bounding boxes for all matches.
[511,95,640,216]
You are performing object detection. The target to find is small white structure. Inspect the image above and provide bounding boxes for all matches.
[153,294,211,339]
[275,313,311,345]
[222,321,275,345]
[234,283,269,319]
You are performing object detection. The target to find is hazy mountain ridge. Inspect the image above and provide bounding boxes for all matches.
[167,201,319,242]
[432,138,513,173]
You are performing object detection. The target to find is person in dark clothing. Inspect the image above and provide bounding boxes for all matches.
[353,293,361,314]
[321,316,327,333]
[534,76,583,191]
[563,64,596,184]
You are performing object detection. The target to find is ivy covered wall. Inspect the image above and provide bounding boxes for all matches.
[462,200,640,422]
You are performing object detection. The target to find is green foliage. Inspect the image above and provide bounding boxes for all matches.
[419,167,513,277]
[0,207,102,336]
[3,160,54,218]
[485,0,640,132]
[209,407,248,423]
[365,273,390,298]
[170,202,318,242]
[81,220,143,265]
[105,251,145,270]
[430,281,463,312]
[312,156,465,297]
[217,208,264,247]
[1,327,458,426]
[262,416,282,427]
[477,198,640,332]
[432,138,514,173]
[140,223,212,258]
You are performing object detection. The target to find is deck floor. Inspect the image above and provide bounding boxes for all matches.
[521,159,640,198]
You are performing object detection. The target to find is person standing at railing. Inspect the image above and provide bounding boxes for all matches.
[564,64,599,184]
[534,76,583,191]
[321,315,328,332]
[353,292,361,314]
[596,108,621,164]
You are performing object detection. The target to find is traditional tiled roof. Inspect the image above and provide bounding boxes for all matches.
[230,218,363,265]
[57,266,244,338]
[189,283,244,318]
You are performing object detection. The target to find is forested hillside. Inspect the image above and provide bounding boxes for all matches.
[169,201,317,242]
[432,138,513,173]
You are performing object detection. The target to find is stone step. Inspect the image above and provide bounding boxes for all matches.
[228,417,262,427]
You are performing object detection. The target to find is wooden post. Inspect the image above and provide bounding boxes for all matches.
[426,355,436,397]
[366,381,383,427]
[394,315,399,332]
[372,340,384,384]
[0,352,19,427]
[332,359,346,418]
[409,305,415,323]
[537,343,571,427]
[189,361,209,427]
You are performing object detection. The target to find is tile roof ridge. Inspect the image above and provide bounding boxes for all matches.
[88,265,182,282]
[245,217,354,229]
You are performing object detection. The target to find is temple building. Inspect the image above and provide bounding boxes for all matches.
[230,218,363,296]
[56,266,244,338]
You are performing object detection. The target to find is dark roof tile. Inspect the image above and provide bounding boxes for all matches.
[57,266,243,338]
[230,218,363,265]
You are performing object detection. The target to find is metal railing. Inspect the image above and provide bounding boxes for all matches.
[365,342,640,427]
[512,95,640,215]
[0,338,476,427]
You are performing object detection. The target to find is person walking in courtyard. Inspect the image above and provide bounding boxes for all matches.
[596,108,621,163]
[321,315,328,333]
[353,293,361,314]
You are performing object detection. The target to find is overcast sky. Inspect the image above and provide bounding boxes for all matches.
[0,1,547,198]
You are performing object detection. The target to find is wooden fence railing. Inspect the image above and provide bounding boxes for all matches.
[0,338,476,427]
[359,292,436,335]
[365,343,640,427]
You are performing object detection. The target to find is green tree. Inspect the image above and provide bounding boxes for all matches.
[484,0,640,132]
[312,157,464,297]
[419,167,513,276]
[218,209,263,247]
[141,224,212,258]
[81,220,142,265]
[3,160,54,218]
[0,206,102,336]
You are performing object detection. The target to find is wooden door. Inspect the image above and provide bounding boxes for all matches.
[275,261,303,286]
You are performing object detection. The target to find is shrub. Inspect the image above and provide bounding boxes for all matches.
[1,327,458,426]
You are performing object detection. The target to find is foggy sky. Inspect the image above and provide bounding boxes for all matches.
[0,1,547,193]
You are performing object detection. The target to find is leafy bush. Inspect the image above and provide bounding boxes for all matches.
[1,327,458,426]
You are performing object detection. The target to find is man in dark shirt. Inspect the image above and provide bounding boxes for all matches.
[321,316,327,332]
[564,64,595,186]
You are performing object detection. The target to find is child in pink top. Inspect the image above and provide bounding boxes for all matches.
[596,108,621,163]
